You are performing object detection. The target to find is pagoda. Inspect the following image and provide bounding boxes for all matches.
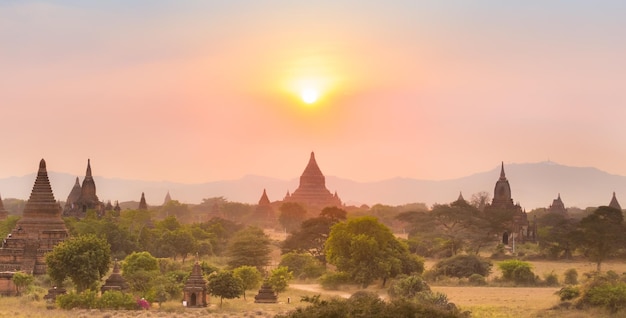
[255,189,276,228]
[0,194,8,220]
[484,162,535,244]
[63,177,81,214]
[101,260,128,293]
[0,159,69,274]
[609,192,622,211]
[183,262,207,307]
[283,152,341,211]
[547,194,567,215]
[65,159,102,217]
[163,191,172,205]
[138,192,148,210]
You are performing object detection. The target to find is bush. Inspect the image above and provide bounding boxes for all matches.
[556,285,580,301]
[468,274,487,286]
[498,260,536,285]
[98,291,137,310]
[388,275,431,299]
[544,271,559,286]
[432,254,492,279]
[319,272,351,290]
[564,268,578,285]
[583,282,626,313]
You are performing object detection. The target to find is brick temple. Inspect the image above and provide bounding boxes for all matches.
[64,159,102,218]
[0,159,69,274]
[283,152,342,210]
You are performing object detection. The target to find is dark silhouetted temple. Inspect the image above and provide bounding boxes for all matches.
[609,192,622,210]
[283,152,341,210]
[547,194,567,215]
[0,159,69,274]
[64,159,102,217]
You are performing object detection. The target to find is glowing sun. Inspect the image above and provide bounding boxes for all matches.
[300,88,320,104]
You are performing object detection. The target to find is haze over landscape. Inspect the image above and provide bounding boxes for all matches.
[2,1,625,201]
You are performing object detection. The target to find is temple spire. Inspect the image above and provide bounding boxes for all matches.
[499,162,506,180]
[86,159,92,177]
[609,192,622,211]
[138,192,148,210]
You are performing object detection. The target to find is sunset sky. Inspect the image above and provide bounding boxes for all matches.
[1,1,625,184]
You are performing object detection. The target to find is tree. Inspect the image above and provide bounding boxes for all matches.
[46,234,111,292]
[207,271,243,307]
[282,216,335,263]
[12,272,33,296]
[325,216,424,288]
[278,202,308,233]
[279,252,325,279]
[536,212,577,259]
[122,251,159,294]
[227,226,271,271]
[267,266,293,294]
[319,206,347,223]
[164,228,197,263]
[233,265,263,300]
[572,206,626,271]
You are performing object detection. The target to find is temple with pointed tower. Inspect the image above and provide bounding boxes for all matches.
[547,194,568,215]
[101,260,129,293]
[255,189,276,227]
[163,191,172,205]
[64,159,102,218]
[0,159,69,274]
[484,162,536,244]
[609,192,622,210]
[138,192,148,210]
[0,194,8,220]
[283,152,342,211]
[183,261,208,307]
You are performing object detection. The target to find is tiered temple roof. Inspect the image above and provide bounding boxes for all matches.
[65,159,101,217]
[283,152,341,210]
[548,194,567,215]
[0,159,69,274]
[255,189,275,227]
[183,262,207,307]
[101,260,128,293]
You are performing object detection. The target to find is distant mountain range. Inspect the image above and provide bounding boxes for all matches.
[0,161,625,210]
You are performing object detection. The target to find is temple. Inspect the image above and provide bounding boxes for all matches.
[163,191,172,205]
[183,262,207,307]
[0,159,69,274]
[609,192,622,210]
[0,194,8,220]
[485,162,535,244]
[283,152,342,211]
[255,189,276,227]
[101,260,128,293]
[547,194,567,215]
[64,159,102,217]
[138,192,148,210]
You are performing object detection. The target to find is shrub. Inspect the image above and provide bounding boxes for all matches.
[432,254,492,279]
[319,272,351,290]
[279,252,326,279]
[98,291,137,310]
[564,268,578,285]
[556,285,580,301]
[388,275,431,299]
[544,271,559,286]
[498,260,536,284]
[468,274,487,286]
[583,282,626,313]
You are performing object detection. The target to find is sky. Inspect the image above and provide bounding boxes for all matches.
[1,0,626,184]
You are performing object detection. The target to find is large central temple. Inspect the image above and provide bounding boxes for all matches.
[283,152,342,210]
[0,159,69,274]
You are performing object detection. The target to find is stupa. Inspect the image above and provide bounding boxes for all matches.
[138,192,148,210]
[0,194,8,220]
[283,152,341,211]
[101,260,128,293]
[0,159,69,274]
[255,189,276,227]
[609,192,622,210]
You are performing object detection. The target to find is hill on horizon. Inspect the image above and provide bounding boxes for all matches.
[0,161,625,210]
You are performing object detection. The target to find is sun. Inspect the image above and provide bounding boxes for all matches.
[300,88,319,104]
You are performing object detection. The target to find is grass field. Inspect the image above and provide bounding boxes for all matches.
[2,259,626,317]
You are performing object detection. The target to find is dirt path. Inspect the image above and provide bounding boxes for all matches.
[289,284,352,299]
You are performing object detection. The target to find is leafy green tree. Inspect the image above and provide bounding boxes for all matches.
[233,265,263,300]
[267,266,293,294]
[388,275,430,300]
[12,272,34,296]
[279,252,325,279]
[122,251,159,294]
[319,206,347,222]
[278,202,308,233]
[572,206,626,272]
[207,271,243,307]
[227,226,271,271]
[46,234,111,292]
[164,228,197,263]
[431,254,492,279]
[325,216,424,287]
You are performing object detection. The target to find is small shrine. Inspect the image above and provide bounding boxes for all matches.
[254,281,278,303]
[183,262,207,307]
[101,260,128,293]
